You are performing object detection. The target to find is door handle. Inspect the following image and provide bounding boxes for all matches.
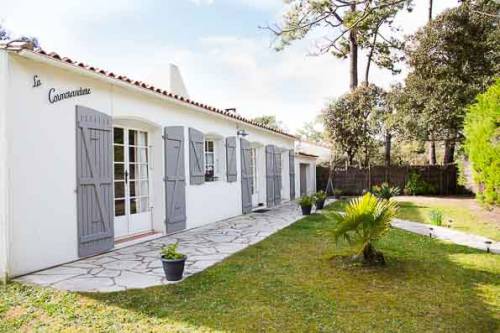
[125,170,129,184]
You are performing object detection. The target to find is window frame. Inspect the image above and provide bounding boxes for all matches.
[204,139,217,182]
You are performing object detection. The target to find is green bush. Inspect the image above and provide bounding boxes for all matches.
[464,80,500,206]
[404,171,436,195]
[371,182,400,200]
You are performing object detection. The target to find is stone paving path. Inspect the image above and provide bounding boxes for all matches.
[16,202,308,292]
[392,218,500,254]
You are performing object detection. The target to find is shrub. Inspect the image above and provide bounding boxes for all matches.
[331,193,399,265]
[404,171,436,195]
[160,243,185,260]
[371,182,400,200]
[464,80,500,205]
[314,191,327,202]
[298,195,315,207]
[428,209,443,226]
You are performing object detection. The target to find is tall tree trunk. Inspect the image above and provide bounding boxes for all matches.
[428,0,433,21]
[365,21,382,85]
[349,4,358,90]
[428,140,436,165]
[348,152,354,166]
[364,147,370,168]
[385,133,392,167]
[426,0,435,166]
[443,139,456,164]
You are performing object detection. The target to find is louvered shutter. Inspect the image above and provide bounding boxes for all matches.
[226,136,237,182]
[189,128,205,185]
[265,145,275,207]
[273,146,282,205]
[240,138,253,214]
[164,126,187,233]
[76,105,114,257]
[289,150,296,200]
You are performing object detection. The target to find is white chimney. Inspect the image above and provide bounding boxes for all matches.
[167,64,189,98]
[144,63,190,99]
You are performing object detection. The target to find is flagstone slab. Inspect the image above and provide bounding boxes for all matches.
[16,201,326,292]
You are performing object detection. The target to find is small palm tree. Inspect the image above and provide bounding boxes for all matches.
[332,193,398,265]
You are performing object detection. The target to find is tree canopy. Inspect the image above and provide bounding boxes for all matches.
[296,120,326,143]
[250,115,285,130]
[266,0,414,88]
[397,0,500,163]
[323,84,386,165]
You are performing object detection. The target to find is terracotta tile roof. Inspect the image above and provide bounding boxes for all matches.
[1,41,296,139]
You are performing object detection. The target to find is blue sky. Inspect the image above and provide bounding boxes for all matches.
[1,0,457,132]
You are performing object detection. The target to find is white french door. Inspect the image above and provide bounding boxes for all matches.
[113,127,152,239]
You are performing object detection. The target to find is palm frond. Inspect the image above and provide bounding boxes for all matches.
[333,193,399,253]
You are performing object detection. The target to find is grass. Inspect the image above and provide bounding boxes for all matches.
[331,197,500,240]
[1,204,499,332]
[394,198,500,241]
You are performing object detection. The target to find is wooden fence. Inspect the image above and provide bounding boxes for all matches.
[316,164,462,195]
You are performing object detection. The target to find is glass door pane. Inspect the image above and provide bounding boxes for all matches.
[127,129,150,216]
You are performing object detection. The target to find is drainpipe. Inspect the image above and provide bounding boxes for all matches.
[0,50,10,283]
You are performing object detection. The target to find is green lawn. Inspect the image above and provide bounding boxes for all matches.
[393,197,500,241]
[1,204,499,332]
[331,197,500,241]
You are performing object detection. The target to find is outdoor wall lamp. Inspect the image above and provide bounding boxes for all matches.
[237,129,248,137]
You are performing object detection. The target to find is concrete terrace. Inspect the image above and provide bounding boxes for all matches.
[17,201,308,292]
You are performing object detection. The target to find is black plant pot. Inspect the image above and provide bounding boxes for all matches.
[161,256,187,281]
[316,200,325,210]
[301,205,312,215]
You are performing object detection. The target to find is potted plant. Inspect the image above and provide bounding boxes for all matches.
[314,191,327,210]
[160,242,187,281]
[298,195,315,215]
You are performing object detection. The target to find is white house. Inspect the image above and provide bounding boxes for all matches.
[0,41,318,280]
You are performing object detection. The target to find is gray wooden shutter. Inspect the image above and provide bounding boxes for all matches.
[76,105,114,258]
[289,150,296,200]
[226,136,237,182]
[265,145,275,207]
[240,138,253,214]
[189,128,205,185]
[273,146,282,205]
[164,126,187,233]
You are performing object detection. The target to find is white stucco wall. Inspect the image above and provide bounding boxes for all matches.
[0,51,9,280]
[295,156,317,196]
[5,52,295,276]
